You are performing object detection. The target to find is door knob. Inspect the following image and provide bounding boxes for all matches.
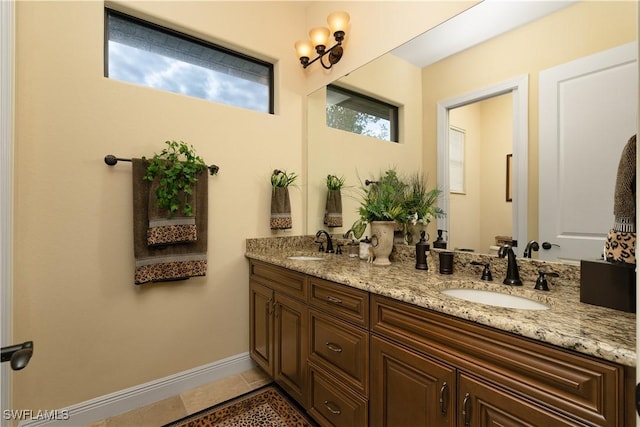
[1,341,33,371]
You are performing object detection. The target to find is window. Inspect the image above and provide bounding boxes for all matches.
[105,9,274,114]
[449,126,465,193]
[326,85,399,142]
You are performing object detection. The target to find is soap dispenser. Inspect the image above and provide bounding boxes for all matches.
[415,231,430,270]
[359,236,372,260]
[433,229,447,249]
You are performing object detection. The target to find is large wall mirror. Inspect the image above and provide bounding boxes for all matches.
[306,1,637,262]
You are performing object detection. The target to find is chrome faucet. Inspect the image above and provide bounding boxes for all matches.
[315,230,334,253]
[497,244,523,286]
[523,240,540,258]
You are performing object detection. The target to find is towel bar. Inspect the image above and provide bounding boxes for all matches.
[104,154,220,175]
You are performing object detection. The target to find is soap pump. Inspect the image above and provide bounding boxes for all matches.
[433,229,447,249]
[415,230,430,270]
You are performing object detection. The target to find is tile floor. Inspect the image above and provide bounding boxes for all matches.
[87,367,272,427]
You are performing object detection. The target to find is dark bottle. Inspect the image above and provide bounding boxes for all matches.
[415,230,429,270]
[433,229,447,249]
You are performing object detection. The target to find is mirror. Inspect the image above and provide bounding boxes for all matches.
[306,1,637,260]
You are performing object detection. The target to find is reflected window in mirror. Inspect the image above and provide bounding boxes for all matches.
[326,85,399,142]
[449,126,466,193]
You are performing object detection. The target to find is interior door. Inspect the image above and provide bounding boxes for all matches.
[539,42,638,262]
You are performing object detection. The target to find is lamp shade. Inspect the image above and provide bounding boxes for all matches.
[294,40,313,59]
[309,26,330,48]
[328,11,350,34]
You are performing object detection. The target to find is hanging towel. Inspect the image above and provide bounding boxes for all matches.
[133,159,208,284]
[605,134,636,264]
[147,173,197,246]
[323,189,343,228]
[270,187,292,230]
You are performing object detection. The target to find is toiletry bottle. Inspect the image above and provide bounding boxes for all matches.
[359,236,372,260]
[415,231,429,270]
[433,229,447,249]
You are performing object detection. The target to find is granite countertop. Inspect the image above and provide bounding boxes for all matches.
[245,237,636,367]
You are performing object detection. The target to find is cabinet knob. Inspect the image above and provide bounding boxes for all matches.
[325,342,343,353]
[323,400,342,415]
[462,392,472,427]
[326,295,343,304]
[439,382,448,415]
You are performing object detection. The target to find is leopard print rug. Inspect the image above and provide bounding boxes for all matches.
[164,385,317,427]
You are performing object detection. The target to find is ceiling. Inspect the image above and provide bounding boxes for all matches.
[391,0,578,68]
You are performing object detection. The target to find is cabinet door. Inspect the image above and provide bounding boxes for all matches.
[249,280,273,375]
[458,373,584,427]
[274,292,308,407]
[370,335,456,427]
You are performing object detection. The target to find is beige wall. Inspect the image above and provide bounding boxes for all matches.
[422,1,637,244]
[11,0,473,412]
[449,94,512,252]
[307,53,423,236]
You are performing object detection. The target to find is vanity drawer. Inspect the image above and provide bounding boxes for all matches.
[249,260,307,300]
[308,277,368,327]
[308,309,369,394]
[308,365,368,427]
[371,295,624,426]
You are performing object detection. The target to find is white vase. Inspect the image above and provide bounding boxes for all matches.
[370,221,395,266]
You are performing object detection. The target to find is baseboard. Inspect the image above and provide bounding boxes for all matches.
[18,352,254,427]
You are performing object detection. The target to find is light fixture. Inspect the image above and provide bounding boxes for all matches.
[295,11,350,69]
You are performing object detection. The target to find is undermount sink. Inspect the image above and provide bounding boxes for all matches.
[441,288,550,310]
[287,256,324,261]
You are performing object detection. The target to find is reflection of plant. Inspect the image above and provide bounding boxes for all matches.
[326,174,345,190]
[143,140,207,217]
[404,172,444,225]
[271,169,297,188]
[350,169,408,238]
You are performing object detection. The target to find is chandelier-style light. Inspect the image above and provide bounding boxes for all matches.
[295,11,350,69]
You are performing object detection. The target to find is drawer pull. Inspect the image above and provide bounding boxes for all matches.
[323,400,342,415]
[462,392,471,427]
[439,382,448,415]
[326,295,343,304]
[325,342,343,353]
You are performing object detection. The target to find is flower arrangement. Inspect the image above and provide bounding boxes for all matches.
[349,169,444,240]
[271,169,298,189]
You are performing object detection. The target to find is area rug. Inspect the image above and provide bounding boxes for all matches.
[164,384,317,427]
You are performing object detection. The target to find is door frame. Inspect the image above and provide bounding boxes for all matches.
[1,0,14,420]
[437,75,529,251]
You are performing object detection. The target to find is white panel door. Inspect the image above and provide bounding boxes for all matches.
[539,42,637,262]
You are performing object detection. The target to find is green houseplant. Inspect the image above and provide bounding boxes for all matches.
[143,140,208,217]
[403,172,445,244]
[351,169,409,265]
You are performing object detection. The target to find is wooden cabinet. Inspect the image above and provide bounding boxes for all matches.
[371,294,631,427]
[370,335,456,427]
[307,276,370,427]
[249,260,634,427]
[249,260,308,406]
[458,373,584,426]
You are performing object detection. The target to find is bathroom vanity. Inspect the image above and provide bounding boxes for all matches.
[246,237,636,426]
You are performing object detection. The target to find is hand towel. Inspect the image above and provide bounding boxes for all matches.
[133,159,208,284]
[323,189,343,228]
[270,187,292,230]
[147,174,197,246]
[605,134,636,264]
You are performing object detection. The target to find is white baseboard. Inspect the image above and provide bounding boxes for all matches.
[18,352,255,427]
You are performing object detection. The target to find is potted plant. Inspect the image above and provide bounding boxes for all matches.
[143,140,208,217]
[403,172,445,244]
[270,169,297,230]
[351,169,408,265]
